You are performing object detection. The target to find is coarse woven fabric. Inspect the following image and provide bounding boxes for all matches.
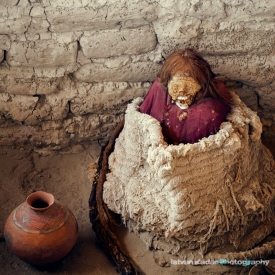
[103,92,275,258]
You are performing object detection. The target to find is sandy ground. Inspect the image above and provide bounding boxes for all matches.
[0,140,274,275]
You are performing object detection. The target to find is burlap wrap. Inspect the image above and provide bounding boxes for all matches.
[102,92,275,260]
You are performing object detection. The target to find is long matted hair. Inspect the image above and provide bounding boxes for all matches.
[157,49,231,105]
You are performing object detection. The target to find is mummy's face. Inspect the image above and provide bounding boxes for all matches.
[168,75,201,109]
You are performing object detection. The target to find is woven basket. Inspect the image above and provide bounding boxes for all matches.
[102,92,275,261]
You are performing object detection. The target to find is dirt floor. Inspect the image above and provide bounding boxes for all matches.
[0,139,275,275]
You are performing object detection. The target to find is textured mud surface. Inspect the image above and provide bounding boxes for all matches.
[0,141,274,275]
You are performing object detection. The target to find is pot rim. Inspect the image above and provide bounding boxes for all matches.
[26,191,54,211]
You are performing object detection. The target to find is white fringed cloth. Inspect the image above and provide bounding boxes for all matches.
[103,92,275,261]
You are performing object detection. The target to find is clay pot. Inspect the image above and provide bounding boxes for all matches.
[4,191,78,265]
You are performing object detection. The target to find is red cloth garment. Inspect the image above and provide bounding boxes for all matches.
[139,79,231,144]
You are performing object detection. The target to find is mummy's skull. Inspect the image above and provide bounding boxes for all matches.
[168,75,201,109]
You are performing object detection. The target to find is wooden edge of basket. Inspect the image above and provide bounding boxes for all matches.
[88,119,145,275]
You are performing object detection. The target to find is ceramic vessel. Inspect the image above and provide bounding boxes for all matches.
[4,191,78,265]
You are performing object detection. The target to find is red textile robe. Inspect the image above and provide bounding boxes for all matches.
[139,79,231,144]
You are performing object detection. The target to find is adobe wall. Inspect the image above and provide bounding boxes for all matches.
[1,0,274,152]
